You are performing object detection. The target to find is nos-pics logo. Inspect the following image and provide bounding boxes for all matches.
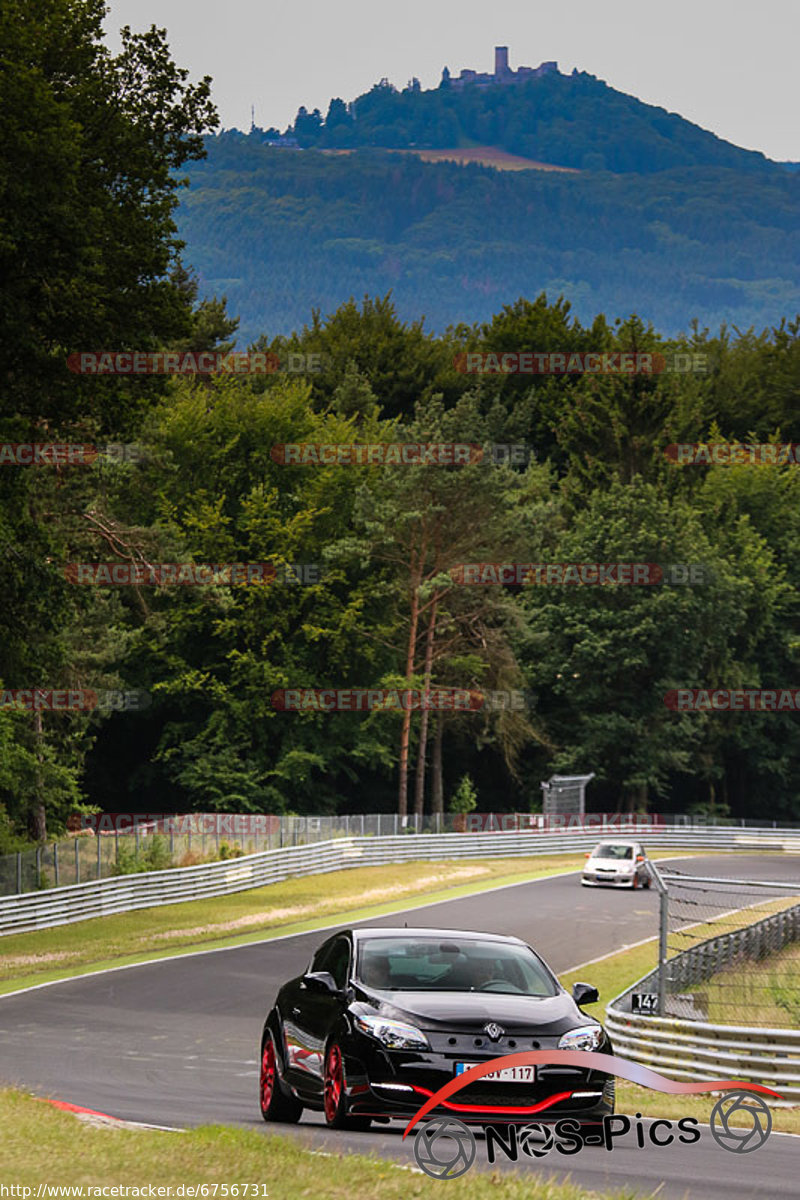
[412,1092,774,1179]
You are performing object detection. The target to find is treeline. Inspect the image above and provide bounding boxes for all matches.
[2,2,799,849]
[3,289,800,846]
[177,135,800,344]
[277,71,773,176]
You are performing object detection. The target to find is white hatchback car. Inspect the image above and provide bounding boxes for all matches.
[582,840,652,888]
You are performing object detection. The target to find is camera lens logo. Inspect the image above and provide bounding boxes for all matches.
[710,1091,772,1153]
[517,1122,555,1157]
[413,1116,476,1179]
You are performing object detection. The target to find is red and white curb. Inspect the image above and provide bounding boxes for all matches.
[38,1098,183,1132]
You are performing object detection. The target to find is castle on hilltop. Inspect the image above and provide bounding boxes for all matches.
[446,46,559,89]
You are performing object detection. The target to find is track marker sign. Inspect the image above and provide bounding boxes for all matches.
[632,993,659,1015]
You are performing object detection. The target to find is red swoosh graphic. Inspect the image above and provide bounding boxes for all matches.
[408,1084,574,1116]
[401,1050,783,1137]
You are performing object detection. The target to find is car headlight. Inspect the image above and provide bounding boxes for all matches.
[354,1015,430,1050]
[559,1025,605,1052]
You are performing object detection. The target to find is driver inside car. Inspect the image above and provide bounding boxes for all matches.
[440,955,496,990]
[470,957,499,989]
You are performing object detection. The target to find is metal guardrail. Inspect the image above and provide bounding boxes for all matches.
[1,825,799,938]
[605,1008,800,1100]
[3,811,798,897]
[606,893,800,1099]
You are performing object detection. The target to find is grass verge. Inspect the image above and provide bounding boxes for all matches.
[0,1088,637,1199]
[0,848,764,996]
[560,937,800,1134]
[0,856,588,994]
[698,937,800,1027]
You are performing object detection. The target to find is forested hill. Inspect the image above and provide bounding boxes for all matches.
[274,69,774,175]
[178,135,800,344]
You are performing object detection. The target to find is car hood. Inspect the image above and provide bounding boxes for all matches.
[355,987,582,1034]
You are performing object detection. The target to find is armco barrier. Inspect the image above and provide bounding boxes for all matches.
[605,1009,800,1100]
[1,825,799,938]
[606,899,800,1099]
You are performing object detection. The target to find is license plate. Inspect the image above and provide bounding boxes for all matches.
[455,1062,537,1083]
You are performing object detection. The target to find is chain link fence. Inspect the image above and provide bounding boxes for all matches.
[0,812,474,896]
[1,811,799,898]
[651,867,800,1025]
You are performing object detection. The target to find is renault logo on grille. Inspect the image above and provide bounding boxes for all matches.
[484,1022,504,1041]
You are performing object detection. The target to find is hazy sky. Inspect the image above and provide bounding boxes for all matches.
[104,1,799,162]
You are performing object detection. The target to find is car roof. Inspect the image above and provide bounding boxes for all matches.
[350,927,526,945]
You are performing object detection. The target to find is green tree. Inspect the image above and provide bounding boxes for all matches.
[523,478,785,811]
[449,774,477,813]
[0,0,218,428]
[0,0,218,841]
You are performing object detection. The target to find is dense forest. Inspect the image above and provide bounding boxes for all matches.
[177,135,800,343]
[1,2,799,851]
[279,69,774,175]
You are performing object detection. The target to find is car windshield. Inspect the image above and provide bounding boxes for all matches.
[594,844,633,859]
[356,937,559,995]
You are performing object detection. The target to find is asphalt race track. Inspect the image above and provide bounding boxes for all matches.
[1,854,798,1198]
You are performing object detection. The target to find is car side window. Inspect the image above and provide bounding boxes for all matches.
[311,939,335,974]
[311,937,350,989]
[327,937,351,989]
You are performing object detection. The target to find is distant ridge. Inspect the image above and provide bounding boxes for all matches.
[181,49,797,343]
[248,46,777,176]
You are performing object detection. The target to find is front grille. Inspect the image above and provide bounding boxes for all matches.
[426,1033,552,1052]
[452,1081,566,1108]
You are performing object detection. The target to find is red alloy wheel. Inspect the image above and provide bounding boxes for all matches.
[259,1030,303,1123]
[324,1044,344,1123]
[260,1036,276,1113]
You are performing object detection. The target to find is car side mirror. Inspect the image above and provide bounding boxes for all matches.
[302,971,339,995]
[584,852,591,858]
[636,854,645,862]
[572,981,599,1007]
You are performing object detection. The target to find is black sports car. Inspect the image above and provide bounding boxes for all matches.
[259,926,615,1129]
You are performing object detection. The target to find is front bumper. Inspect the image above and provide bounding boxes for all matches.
[582,871,635,887]
[341,1040,615,1126]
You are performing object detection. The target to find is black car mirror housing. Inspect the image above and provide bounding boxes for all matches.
[571,981,600,1007]
[302,971,339,995]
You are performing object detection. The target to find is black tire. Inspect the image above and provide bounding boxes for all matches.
[260,1030,303,1123]
[323,1041,371,1130]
